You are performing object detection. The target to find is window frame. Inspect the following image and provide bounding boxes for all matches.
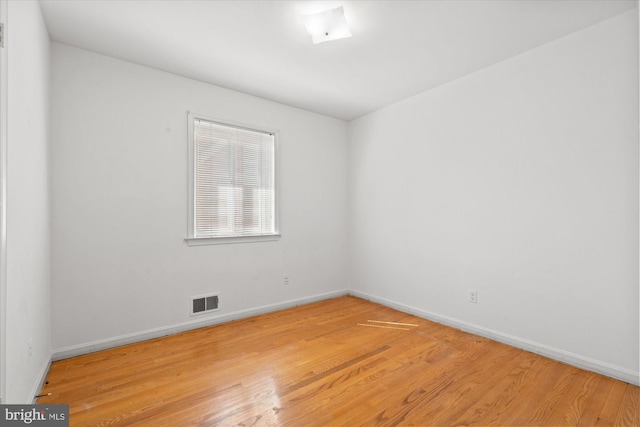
[185,112,280,246]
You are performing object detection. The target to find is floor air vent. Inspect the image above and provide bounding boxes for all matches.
[191,294,219,316]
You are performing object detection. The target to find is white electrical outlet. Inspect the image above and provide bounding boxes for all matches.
[468,290,478,304]
[283,274,290,285]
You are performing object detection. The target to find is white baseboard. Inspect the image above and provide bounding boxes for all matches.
[30,355,52,404]
[50,288,639,387]
[350,290,640,386]
[52,289,349,361]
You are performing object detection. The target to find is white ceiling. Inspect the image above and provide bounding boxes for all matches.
[39,0,637,121]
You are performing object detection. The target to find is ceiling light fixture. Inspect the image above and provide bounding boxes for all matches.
[303,6,352,45]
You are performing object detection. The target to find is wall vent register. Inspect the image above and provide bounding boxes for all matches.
[191,294,219,315]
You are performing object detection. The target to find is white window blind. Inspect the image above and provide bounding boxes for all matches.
[192,117,276,239]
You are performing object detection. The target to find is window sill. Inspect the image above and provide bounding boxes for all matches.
[184,234,281,246]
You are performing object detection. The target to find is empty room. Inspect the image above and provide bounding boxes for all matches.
[1,0,639,426]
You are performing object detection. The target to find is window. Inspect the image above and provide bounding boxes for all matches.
[186,113,279,245]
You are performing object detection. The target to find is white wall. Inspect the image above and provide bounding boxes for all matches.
[50,43,348,353]
[349,10,639,383]
[5,0,51,403]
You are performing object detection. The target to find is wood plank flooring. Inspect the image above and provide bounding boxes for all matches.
[38,296,639,426]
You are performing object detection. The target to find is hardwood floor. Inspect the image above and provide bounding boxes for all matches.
[38,296,639,426]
